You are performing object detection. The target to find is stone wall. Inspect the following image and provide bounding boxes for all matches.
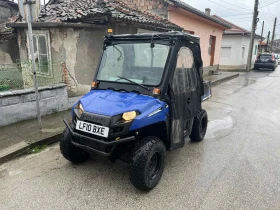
[203,64,219,75]
[0,84,71,127]
[219,64,247,71]
[0,39,20,64]
[0,6,11,23]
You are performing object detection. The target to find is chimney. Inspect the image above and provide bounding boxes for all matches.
[205,8,211,16]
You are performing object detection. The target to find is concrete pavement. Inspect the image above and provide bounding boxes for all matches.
[0,68,279,209]
[0,110,71,164]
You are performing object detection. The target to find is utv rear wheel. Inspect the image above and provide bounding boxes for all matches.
[190,109,208,142]
[60,124,90,164]
[130,137,166,191]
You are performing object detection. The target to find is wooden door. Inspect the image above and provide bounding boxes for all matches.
[210,35,216,66]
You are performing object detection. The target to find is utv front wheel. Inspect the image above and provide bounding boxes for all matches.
[130,137,166,191]
[60,124,90,164]
[190,109,208,142]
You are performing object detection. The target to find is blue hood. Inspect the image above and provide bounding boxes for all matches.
[80,90,162,116]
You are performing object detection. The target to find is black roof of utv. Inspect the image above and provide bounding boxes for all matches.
[105,31,200,44]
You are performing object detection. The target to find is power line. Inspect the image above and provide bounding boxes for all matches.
[208,0,253,12]
[215,0,253,10]
[221,13,253,17]
[259,0,280,8]
[260,0,276,5]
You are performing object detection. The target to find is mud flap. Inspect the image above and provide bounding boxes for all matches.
[202,81,212,102]
[170,119,185,149]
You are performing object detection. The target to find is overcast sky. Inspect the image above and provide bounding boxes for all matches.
[185,0,280,38]
[15,0,280,38]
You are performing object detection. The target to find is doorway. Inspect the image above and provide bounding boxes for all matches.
[209,35,216,66]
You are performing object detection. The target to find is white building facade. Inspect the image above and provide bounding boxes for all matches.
[219,35,259,70]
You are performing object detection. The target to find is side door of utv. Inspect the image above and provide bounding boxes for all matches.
[169,42,201,150]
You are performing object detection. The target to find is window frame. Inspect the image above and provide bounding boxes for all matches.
[254,45,258,55]
[241,46,245,59]
[221,46,232,59]
[26,30,53,77]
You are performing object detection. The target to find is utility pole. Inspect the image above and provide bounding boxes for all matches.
[261,21,264,40]
[266,31,270,52]
[271,17,277,53]
[247,0,259,71]
[19,0,42,130]
[259,21,264,53]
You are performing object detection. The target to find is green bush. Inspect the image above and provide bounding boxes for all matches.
[0,84,10,91]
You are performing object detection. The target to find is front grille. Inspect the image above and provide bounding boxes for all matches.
[111,126,124,135]
[81,112,111,127]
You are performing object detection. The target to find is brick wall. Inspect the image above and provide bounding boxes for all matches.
[121,0,168,17]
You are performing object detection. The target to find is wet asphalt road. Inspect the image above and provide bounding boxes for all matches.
[1,68,280,210]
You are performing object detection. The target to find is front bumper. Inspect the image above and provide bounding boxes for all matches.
[63,119,136,156]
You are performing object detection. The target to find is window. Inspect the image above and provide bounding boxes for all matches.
[27,31,52,76]
[97,43,170,86]
[172,47,197,94]
[208,36,212,55]
[221,47,231,59]
[241,46,245,59]
[259,54,272,60]
[254,45,258,55]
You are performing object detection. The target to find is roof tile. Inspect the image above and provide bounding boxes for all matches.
[213,15,249,34]
[39,0,182,30]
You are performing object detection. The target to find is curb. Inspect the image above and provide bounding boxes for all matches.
[0,133,62,165]
[210,73,240,87]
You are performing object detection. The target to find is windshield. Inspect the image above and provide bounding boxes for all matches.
[96,43,170,86]
[259,55,272,60]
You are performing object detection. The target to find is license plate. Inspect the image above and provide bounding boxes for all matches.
[76,120,109,138]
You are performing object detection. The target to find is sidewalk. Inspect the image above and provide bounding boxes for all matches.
[0,71,240,164]
[0,110,71,164]
[204,71,240,86]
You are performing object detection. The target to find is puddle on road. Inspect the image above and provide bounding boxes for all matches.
[205,115,234,139]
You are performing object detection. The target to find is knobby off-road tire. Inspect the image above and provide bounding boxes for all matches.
[190,109,208,142]
[130,137,166,191]
[60,124,90,164]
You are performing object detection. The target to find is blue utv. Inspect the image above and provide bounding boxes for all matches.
[61,32,211,191]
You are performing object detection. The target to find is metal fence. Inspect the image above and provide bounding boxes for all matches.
[0,61,64,92]
[0,64,24,91]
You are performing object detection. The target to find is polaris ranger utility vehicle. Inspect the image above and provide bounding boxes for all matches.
[61,31,211,191]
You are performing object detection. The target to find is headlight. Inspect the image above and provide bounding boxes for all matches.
[77,103,84,116]
[122,111,137,121]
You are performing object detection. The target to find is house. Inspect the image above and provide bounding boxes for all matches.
[214,15,261,70]
[7,0,182,96]
[259,39,269,53]
[119,0,231,74]
[0,1,21,91]
[0,0,19,65]
[272,38,280,54]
